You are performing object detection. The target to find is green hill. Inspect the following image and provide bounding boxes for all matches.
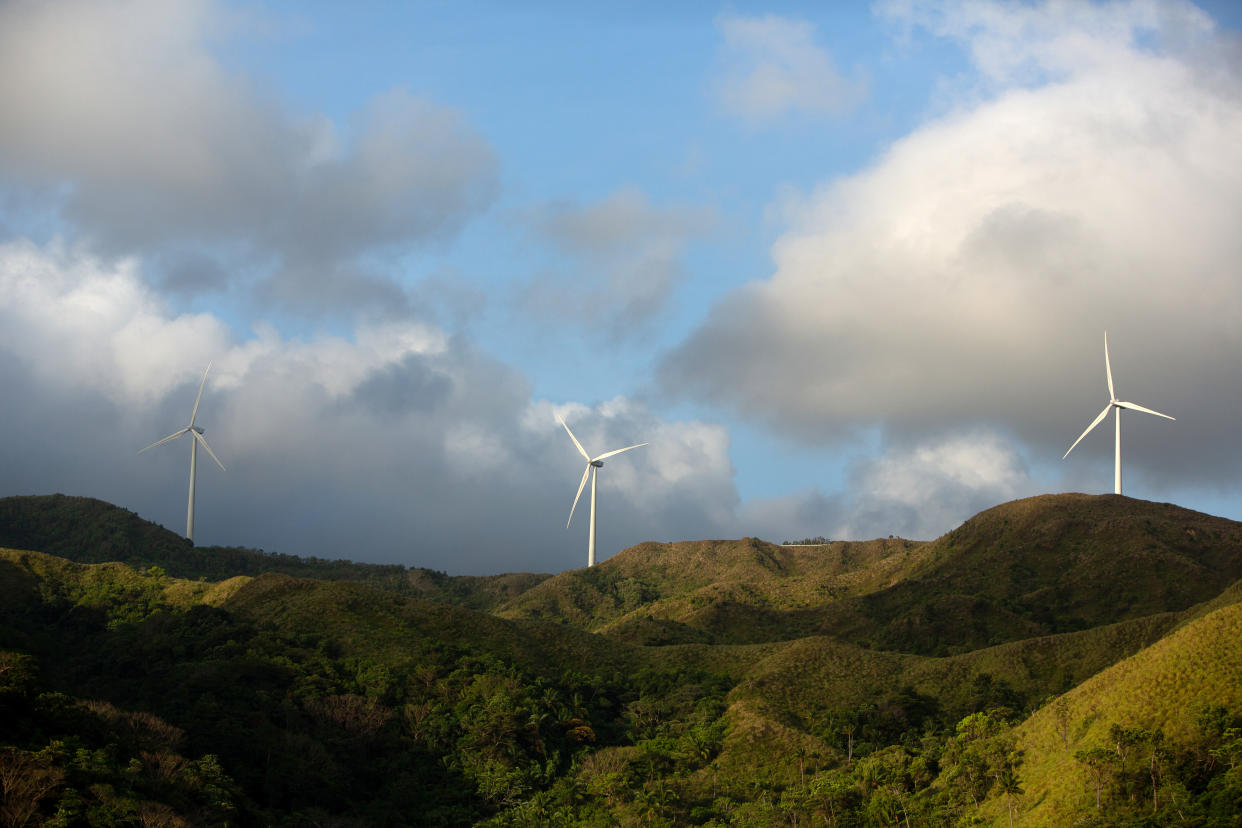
[501,494,1242,656]
[495,535,928,642]
[866,493,1242,641]
[2,492,1242,825]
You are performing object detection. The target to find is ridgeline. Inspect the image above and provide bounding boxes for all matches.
[1,492,1239,825]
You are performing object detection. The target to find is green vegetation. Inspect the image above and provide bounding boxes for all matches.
[1,492,1241,825]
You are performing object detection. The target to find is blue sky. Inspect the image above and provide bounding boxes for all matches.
[3,0,1242,573]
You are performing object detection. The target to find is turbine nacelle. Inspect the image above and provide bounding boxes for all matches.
[590,460,604,468]
[193,425,205,435]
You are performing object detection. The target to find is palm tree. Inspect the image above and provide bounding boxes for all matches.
[995,765,1023,828]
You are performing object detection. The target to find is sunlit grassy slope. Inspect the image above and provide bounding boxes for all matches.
[983,598,1242,826]
[493,535,927,639]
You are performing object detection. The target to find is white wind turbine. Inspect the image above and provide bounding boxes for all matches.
[557,414,647,567]
[1062,332,1174,495]
[139,364,226,541]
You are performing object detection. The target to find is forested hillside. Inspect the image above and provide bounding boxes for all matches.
[1,493,1240,826]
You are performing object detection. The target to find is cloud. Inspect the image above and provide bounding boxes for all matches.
[0,239,751,573]
[0,240,1060,563]
[727,431,1037,544]
[0,0,498,313]
[714,14,868,125]
[876,0,1219,87]
[836,431,1037,541]
[664,0,1242,492]
[518,189,715,338]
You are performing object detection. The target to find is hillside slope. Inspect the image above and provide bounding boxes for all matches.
[495,536,928,640]
[501,494,1242,656]
[1006,599,1242,825]
[0,494,549,610]
[766,494,1242,654]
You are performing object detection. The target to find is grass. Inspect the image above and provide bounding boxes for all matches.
[1007,599,1242,825]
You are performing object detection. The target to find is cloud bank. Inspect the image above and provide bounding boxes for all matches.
[666,0,1242,496]
[0,239,763,572]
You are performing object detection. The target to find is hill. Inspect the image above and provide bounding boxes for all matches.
[495,535,928,641]
[862,493,1242,643]
[500,494,1242,655]
[0,494,549,610]
[2,492,1242,825]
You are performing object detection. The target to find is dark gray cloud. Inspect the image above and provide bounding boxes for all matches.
[351,354,455,418]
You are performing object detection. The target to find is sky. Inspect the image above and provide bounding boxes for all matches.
[2,0,1242,575]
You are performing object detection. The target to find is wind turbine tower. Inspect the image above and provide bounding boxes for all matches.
[139,363,227,541]
[557,414,647,567]
[1063,332,1174,495]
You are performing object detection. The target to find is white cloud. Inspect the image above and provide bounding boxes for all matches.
[0,239,232,405]
[877,0,1218,87]
[0,0,497,312]
[838,431,1037,540]
[714,14,868,124]
[664,1,1242,492]
[729,432,1037,544]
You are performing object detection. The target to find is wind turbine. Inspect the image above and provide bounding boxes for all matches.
[139,363,226,542]
[557,414,647,567]
[1062,332,1174,495]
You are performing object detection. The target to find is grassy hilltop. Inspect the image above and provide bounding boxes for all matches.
[0,492,1240,825]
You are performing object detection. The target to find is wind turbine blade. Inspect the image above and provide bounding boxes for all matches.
[1063,404,1112,459]
[592,442,649,462]
[189,363,211,427]
[567,465,590,528]
[1104,332,1115,401]
[194,431,227,471]
[1116,401,1175,421]
[557,414,590,461]
[138,428,190,454]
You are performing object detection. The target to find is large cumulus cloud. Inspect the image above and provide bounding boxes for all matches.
[663,0,1242,496]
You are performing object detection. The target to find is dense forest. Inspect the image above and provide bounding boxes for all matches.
[1,493,1241,826]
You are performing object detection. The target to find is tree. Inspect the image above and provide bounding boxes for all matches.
[1076,747,1117,811]
[1051,696,1071,749]
[0,749,64,828]
[808,770,856,827]
[994,765,1023,828]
